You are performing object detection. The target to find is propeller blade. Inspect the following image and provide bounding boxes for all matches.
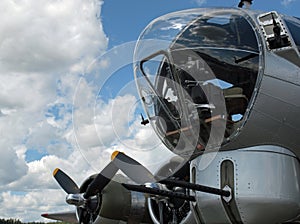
[84,150,155,198]
[84,161,118,198]
[53,168,80,194]
[112,151,156,184]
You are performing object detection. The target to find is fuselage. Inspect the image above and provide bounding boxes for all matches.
[134,7,300,223]
[220,10,300,159]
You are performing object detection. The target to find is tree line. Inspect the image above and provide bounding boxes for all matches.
[0,219,68,224]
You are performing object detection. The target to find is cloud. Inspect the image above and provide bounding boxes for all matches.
[0,0,107,74]
[192,0,207,6]
[0,2,179,221]
[0,0,108,221]
[281,0,296,6]
[0,190,69,222]
[0,143,28,185]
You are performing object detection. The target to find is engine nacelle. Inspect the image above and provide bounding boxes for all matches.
[147,157,197,224]
[100,179,151,223]
[80,174,151,223]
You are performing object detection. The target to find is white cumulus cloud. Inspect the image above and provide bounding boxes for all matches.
[0,1,177,222]
[193,0,207,6]
[0,0,108,221]
[0,0,107,73]
[281,0,296,6]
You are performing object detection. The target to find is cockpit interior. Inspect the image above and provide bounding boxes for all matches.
[134,8,300,158]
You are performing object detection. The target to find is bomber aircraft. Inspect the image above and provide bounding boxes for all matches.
[42,0,300,223]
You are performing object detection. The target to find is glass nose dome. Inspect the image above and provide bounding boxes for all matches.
[134,8,260,159]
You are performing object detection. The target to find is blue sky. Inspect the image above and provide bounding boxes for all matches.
[98,0,300,99]
[0,0,299,222]
[102,0,300,48]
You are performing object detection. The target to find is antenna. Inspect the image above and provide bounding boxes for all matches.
[271,13,281,37]
[238,0,252,8]
[140,113,149,126]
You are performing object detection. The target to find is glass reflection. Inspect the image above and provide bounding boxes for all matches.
[135,9,260,157]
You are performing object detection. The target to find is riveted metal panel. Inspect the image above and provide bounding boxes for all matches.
[191,156,232,224]
[191,146,300,223]
[223,72,300,158]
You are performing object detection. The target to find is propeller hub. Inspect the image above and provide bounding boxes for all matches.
[66,194,85,206]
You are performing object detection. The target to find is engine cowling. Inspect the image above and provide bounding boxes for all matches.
[79,174,151,224]
[147,157,197,224]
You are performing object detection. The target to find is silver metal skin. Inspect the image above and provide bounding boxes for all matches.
[190,10,300,223]
[134,7,300,224]
[191,145,300,223]
[221,10,300,159]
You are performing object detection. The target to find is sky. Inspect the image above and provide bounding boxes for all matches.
[0,0,299,222]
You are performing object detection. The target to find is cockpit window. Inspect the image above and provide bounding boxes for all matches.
[175,14,259,52]
[284,17,300,51]
[134,9,260,158]
[154,46,259,145]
